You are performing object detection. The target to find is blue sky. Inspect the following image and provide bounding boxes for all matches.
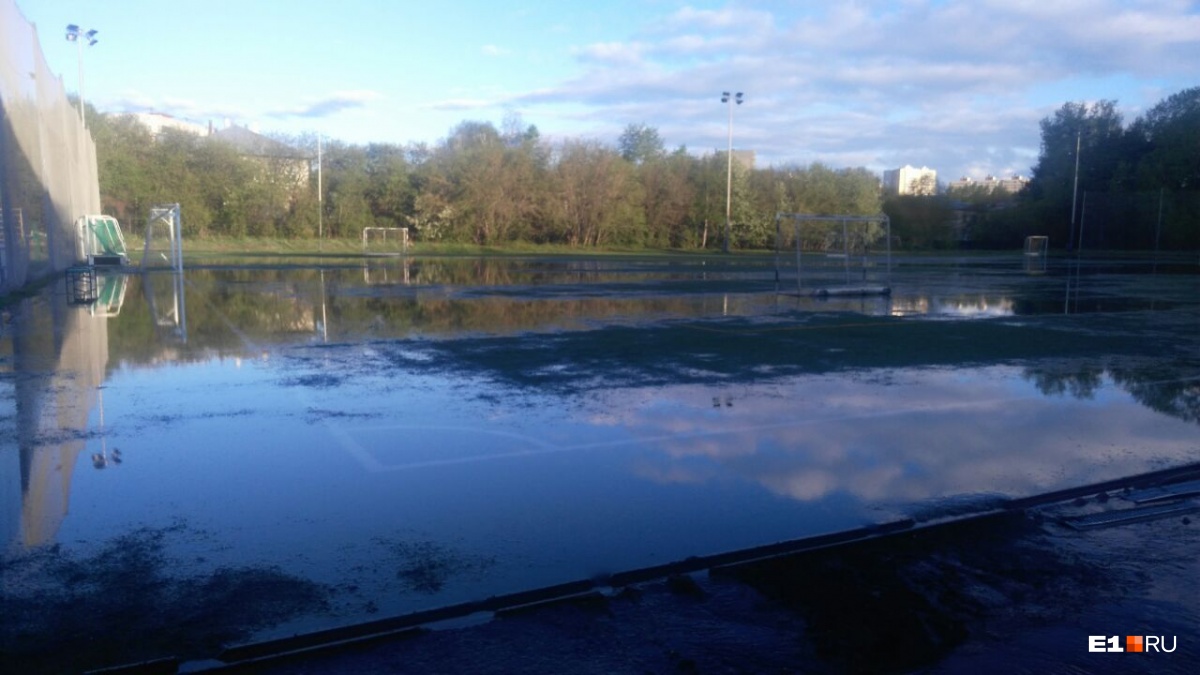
[15,0,1200,181]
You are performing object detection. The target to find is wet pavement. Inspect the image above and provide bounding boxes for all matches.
[1,252,1198,672]
[237,486,1200,675]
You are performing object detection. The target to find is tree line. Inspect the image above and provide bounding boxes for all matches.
[90,86,1199,252]
[91,113,880,250]
[929,86,1200,250]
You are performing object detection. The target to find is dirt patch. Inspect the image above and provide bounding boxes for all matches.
[0,524,331,674]
[373,538,496,594]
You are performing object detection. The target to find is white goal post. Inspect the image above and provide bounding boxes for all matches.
[362,227,409,256]
[1024,235,1049,257]
[141,204,183,273]
[774,213,892,296]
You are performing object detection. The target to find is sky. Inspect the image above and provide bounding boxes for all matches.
[14,0,1200,182]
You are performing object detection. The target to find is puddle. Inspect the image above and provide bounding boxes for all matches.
[2,254,1198,669]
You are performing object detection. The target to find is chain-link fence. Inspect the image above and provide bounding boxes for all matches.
[1,0,100,294]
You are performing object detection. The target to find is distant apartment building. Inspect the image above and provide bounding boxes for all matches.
[125,114,309,189]
[126,112,210,137]
[209,125,310,189]
[882,165,937,196]
[947,175,1029,195]
[717,149,756,171]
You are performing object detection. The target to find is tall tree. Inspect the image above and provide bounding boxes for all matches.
[618,123,665,165]
[1128,86,1200,191]
[1027,100,1124,243]
[638,151,695,247]
[551,140,642,246]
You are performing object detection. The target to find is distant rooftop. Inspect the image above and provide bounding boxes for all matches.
[210,125,306,158]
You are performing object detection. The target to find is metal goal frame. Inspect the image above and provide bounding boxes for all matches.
[362,227,409,256]
[774,212,892,296]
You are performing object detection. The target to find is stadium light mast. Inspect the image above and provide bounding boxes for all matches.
[65,24,98,127]
[1068,129,1081,252]
[721,91,744,254]
[317,133,323,248]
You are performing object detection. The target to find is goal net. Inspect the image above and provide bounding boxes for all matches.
[1023,235,1049,257]
[141,204,183,272]
[774,213,892,296]
[362,227,409,256]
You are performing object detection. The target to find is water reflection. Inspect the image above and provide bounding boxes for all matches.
[889,295,1014,318]
[143,270,187,343]
[1,257,1197,645]
[3,293,108,549]
[614,369,1198,514]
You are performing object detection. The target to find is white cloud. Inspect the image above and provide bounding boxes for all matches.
[573,41,646,65]
[506,0,1200,178]
[667,5,775,33]
[102,91,247,125]
[481,44,510,57]
[428,98,499,111]
[268,90,385,119]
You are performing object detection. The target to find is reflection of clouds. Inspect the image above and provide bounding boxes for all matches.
[890,295,1015,318]
[598,367,1199,512]
[764,469,838,501]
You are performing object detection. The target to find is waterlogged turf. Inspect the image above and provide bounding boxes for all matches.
[1,252,1198,671]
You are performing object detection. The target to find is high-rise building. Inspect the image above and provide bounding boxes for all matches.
[947,175,1029,195]
[883,165,938,196]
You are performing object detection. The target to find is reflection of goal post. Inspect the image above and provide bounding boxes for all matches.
[1024,235,1049,257]
[362,227,409,256]
[774,213,892,296]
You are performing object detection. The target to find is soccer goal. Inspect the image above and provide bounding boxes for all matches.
[75,214,129,266]
[141,204,183,272]
[1023,235,1049,257]
[362,227,409,256]
[774,213,892,296]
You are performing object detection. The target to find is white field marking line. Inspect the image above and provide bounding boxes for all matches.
[323,424,558,473]
[348,394,1039,472]
[186,279,388,473]
[306,371,1200,473]
[183,281,1200,473]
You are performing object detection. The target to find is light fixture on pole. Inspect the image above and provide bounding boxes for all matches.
[65,24,98,127]
[720,91,744,253]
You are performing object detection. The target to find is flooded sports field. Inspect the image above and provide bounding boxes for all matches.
[2,252,1199,671]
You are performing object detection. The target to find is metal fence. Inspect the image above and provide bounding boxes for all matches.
[0,0,100,294]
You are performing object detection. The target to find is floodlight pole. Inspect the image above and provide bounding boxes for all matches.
[317,134,323,250]
[65,24,98,128]
[721,91,744,254]
[1068,129,1081,251]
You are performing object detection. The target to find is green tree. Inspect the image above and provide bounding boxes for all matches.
[637,150,695,247]
[549,140,642,246]
[882,195,954,249]
[1026,100,1124,245]
[1127,87,1200,191]
[321,141,373,238]
[364,143,415,229]
[617,123,665,165]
